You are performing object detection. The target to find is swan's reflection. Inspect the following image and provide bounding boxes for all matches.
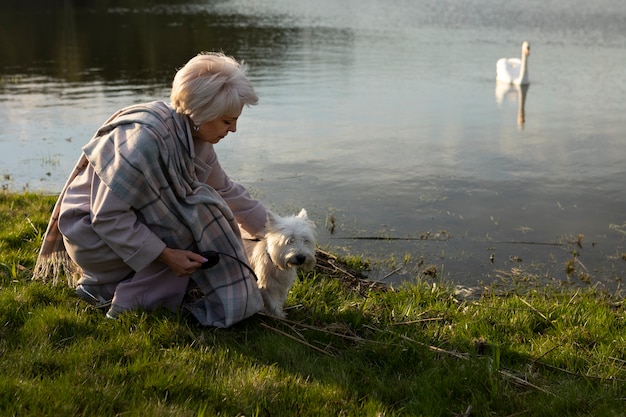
[495,82,530,130]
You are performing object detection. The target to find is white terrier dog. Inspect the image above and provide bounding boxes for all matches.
[243,209,316,318]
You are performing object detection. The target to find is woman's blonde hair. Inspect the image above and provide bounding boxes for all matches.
[170,52,258,124]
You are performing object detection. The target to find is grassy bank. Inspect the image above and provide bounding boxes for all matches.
[0,192,625,416]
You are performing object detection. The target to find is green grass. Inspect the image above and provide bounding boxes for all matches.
[0,192,625,416]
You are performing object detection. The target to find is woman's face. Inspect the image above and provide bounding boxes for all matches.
[195,110,242,144]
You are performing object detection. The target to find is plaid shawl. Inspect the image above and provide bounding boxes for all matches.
[33,101,262,327]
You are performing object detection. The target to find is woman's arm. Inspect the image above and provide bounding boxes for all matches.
[90,174,166,272]
[91,176,208,275]
[203,145,268,236]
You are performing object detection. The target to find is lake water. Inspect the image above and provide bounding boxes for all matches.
[1,0,625,290]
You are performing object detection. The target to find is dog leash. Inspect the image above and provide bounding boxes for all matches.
[199,250,259,281]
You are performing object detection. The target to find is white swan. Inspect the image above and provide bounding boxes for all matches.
[496,41,530,85]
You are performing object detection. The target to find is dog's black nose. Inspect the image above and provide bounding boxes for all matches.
[294,254,306,265]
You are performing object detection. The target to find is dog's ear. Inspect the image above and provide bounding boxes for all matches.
[297,208,317,232]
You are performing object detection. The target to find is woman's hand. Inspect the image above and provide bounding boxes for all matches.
[157,247,207,277]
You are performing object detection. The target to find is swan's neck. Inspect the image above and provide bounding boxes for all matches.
[517,51,529,85]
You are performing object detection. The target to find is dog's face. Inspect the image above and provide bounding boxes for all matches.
[265,209,316,271]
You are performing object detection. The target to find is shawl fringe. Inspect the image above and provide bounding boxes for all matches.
[32,250,82,287]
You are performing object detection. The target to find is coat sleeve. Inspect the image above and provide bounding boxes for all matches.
[90,173,167,272]
[203,146,268,237]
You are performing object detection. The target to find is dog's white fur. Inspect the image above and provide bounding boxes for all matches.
[243,209,316,318]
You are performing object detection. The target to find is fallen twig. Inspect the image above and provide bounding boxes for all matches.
[382,265,403,280]
[534,359,626,383]
[498,369,555,396]
[259,322,335,357]
[260,313,376,344]
[396,334,470,360]
[394,331,556,395]
[392,317,445,325]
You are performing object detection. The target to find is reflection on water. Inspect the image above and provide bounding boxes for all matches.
[495,83,529,130]
[0,0,305,84]
[2,0,626,290]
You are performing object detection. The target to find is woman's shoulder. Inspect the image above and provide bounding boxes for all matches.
[103,101,183,135]
[120,100,175,120]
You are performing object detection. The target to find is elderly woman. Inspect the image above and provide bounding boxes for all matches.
[34,52,267,327]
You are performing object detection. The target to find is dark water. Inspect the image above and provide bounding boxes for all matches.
[1,0,626,290]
